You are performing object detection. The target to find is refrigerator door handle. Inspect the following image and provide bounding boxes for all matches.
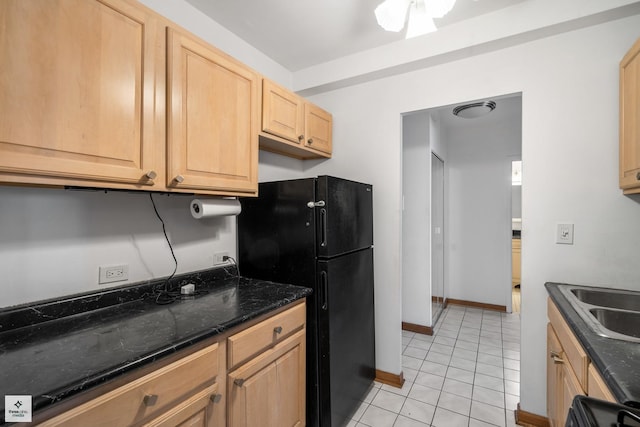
[306,200,326,208]
[320,271,328,310]
[320,208,327,247]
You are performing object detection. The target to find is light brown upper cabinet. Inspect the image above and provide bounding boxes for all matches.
[0,0,164,189]
[166,28,259,196]
[260,79,332,159]
[620,37,640,194]
[0,0,259,196]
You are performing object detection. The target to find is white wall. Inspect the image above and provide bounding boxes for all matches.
[445,98,521,308]
[0,187,236,307]
[402,112,432,327]
[303,16,640,415]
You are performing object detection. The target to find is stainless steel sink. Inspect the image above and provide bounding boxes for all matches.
[589,308,640,339]
[571,288,640,312]
[559,285,640,343]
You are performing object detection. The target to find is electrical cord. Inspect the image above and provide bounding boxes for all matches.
[148,194,240,304]
[222,255,240,278]
[149,193,179,305]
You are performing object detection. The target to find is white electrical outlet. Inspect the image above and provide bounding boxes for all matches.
[213,252,229,265]
[99,265,129,284]
[556,224,574,245]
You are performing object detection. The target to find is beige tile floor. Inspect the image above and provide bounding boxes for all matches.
[348,305,521,427]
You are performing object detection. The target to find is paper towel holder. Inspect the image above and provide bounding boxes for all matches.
[190,198,242,219]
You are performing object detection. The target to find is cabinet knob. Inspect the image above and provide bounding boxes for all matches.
[174,175,184,183]
[298,135,304,142]
[274,326,283,334]
[234,379,245,387]
[143,394,158,407]
[210,394,222,403]
[145,170,157,180]
[307,138,314,145]
[636,172,640,181]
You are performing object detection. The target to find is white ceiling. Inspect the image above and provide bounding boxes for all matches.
[185,0,528,71]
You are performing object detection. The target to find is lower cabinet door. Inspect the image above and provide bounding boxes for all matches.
[228,330,305,427]
[143,383,221,427]
[561,360,584,426]
[547,324,563,427]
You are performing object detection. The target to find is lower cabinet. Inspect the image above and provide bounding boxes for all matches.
[36,301,306,427]
[228,330,306,427]
[512,239,521,287]
[547,299,615,427]
[39,343,223,427]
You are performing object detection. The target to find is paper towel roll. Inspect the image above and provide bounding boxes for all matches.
[190,198,241,219]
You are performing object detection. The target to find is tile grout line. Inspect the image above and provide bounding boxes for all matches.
[353,306,520,427]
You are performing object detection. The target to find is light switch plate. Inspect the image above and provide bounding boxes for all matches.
[556,223,574,245]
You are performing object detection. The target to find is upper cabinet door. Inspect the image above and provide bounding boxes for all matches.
[0,0,163,188]
[304,103,332,155]
[262,80,305,144]
[167,28,259,196]
[620,37,640,194]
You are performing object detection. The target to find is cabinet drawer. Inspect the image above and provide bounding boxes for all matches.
[548,298,589,390]
[228,303,305,368]
[41,343,219,427]
[143,383,219,427]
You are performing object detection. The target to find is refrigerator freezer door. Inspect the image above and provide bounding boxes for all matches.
[315,176,373,258]
[238,178,317,287]
[317,248,376,427]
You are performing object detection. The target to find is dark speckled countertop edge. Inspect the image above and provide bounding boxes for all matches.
[545,282,640,406]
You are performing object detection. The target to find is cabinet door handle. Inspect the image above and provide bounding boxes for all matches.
[143,394,158,407]
[550,350,561,358]
[145,170,157,180]
[274,326,283,334]
[210,394,222,403]
[174,175,184,183]
[551,355,564,364]
[307,138,314,145]
[636,172,640,181]
[234,379,245,387]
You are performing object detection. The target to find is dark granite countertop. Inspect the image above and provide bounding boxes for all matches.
[546,282,640,407]
[0,266,311,424]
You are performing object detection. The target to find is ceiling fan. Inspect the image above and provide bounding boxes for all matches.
[374,0,457,38]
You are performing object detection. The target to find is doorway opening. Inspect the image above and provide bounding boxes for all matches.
[511,160,522,313]
[401,93,522,335]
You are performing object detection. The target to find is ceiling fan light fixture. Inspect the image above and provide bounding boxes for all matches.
[406,1,437,38]
[375,0,412,32]
[452,101,497,119]
[375,0,457,38]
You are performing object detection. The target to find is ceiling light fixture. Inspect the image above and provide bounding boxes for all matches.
[452,101,497,118]
[374,0,456,39]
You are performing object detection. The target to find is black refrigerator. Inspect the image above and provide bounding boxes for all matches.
[238,176,376,427]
